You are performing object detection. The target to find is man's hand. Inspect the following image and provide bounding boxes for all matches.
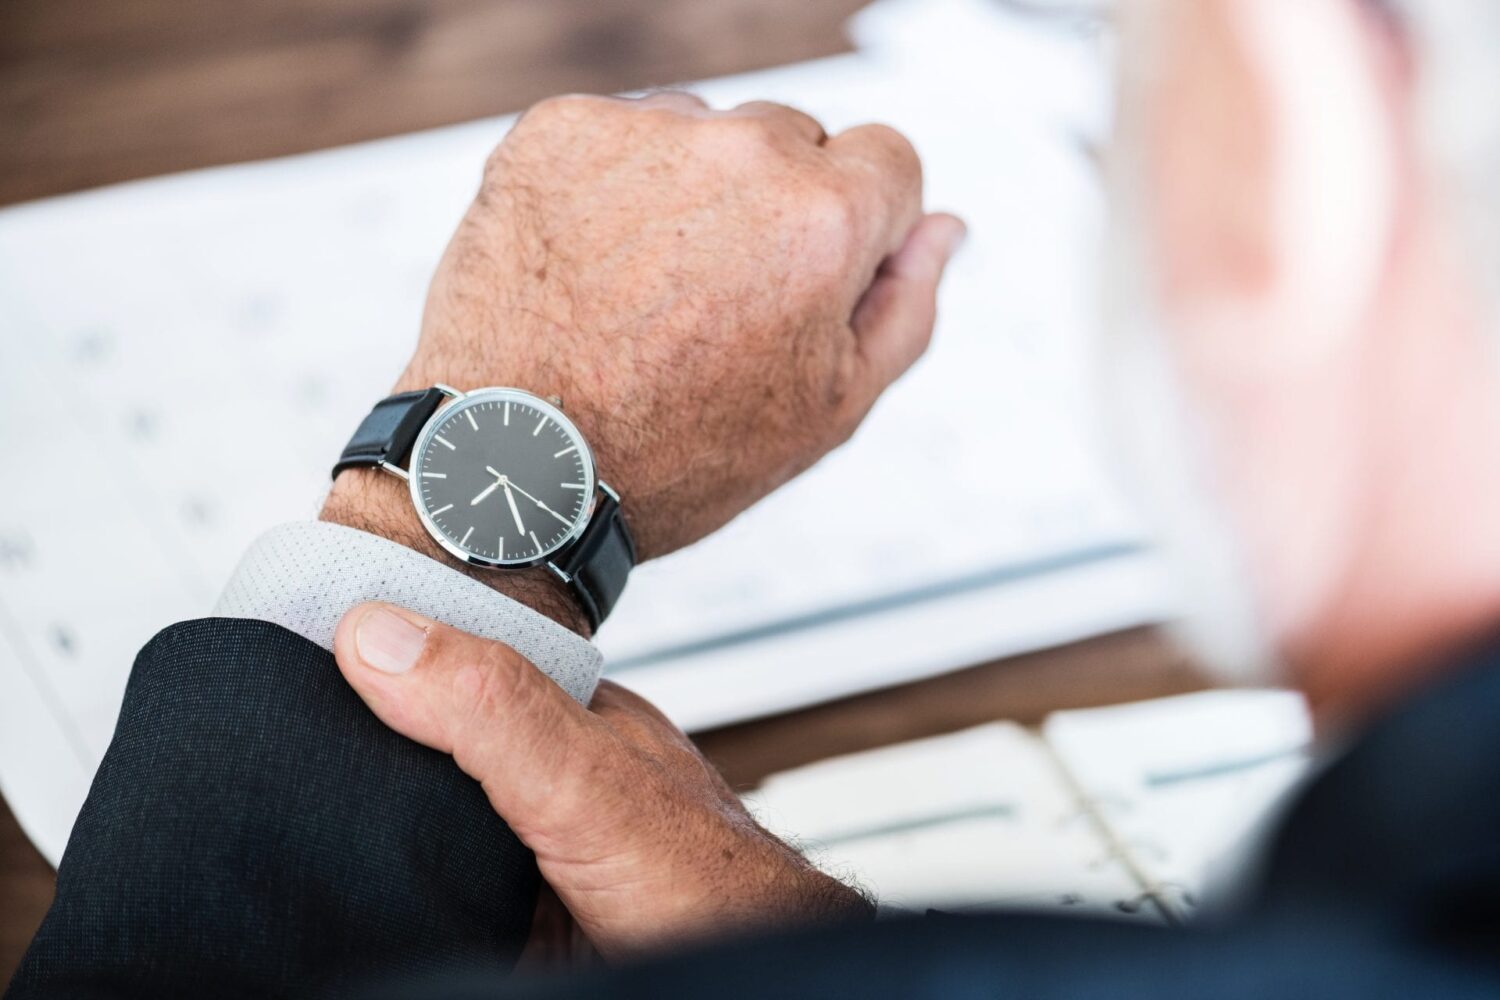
[322,92,963,628]
[333,602,873,958]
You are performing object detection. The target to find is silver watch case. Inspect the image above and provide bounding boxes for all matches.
[388,384,600,575]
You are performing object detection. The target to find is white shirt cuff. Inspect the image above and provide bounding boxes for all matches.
[212,521,603,704]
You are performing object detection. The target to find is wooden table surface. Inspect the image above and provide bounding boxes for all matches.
[0,0,1199,979]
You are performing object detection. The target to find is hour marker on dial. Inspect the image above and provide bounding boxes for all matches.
[460,525,474,546]
[434,435,455,450]
[465,410,479,431]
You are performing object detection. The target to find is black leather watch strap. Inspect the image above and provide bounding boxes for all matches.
[552,490,636,631]
[332,388,449,479]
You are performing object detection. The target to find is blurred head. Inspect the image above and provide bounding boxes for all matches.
[1104,0,1500,725]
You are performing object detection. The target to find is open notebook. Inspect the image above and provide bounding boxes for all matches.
[0,0,1175,865]
[749,689,1312,922]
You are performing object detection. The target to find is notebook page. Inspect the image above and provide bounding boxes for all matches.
[746,723,1164,920]
[1044,690,1313,920]
[747,691,1310,924]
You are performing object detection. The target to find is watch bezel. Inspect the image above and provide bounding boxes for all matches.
[407,386,598,570]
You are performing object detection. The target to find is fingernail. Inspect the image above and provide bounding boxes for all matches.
[355,606,427,674]
[939,216,968,255]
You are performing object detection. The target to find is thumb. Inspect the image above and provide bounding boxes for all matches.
[850,211,966,394]
[332,602,600,825]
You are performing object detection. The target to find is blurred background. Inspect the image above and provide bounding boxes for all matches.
[0,0,1310,980]
[0,0,868,204]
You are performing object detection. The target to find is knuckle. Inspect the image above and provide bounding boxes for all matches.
[691,115,779,163]
[837,125,922,219]
[855,123,922,184]
[492,95,608,173]
[800,181,861,255]
[875,124,922,179]
[472,641,542,718]
[635,89,706,111]
[752,104,813,134]
[439,637,525,726]
[524,92,606,127]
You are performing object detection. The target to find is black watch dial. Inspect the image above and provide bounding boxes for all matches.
[408,389,595,567]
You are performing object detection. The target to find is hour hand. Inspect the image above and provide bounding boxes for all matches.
[470,479,502,506]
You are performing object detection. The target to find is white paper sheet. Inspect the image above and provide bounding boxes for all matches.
[0,0,1173,865]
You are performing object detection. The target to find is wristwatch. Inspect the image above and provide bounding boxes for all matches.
[332,384,636,630]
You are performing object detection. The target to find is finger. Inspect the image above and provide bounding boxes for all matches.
[728,100,827,144]
[825,123,925,260]
[629,89,710,114]
[589,679,674,725]
[589,680,688,743]
[850,212,967,394]
[333,602,601,822]
[588,682,741,806]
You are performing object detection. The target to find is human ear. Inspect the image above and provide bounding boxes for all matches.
[1133,0,1404,366]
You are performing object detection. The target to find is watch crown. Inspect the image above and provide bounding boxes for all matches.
[546,395,564,409]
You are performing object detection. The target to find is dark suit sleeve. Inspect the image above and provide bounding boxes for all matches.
[493,911,1496,1000]
[6,618,539,999]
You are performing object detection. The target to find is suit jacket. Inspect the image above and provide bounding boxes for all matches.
[7,619,540,998]
[8,618,1500,998]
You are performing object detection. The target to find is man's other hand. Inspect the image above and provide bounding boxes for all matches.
[333,601,874,958]
[324,91,963,577]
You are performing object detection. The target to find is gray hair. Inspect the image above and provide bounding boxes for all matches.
[1392,0,1500,306]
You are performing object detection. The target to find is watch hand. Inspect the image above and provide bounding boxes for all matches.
[470,479,502,506]
[502,481,527,534]
[503,478,575,528]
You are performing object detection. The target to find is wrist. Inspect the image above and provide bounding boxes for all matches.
[786,851,878,927]
[320,468,592,636]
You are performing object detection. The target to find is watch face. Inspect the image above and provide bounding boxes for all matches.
[408,388,596,568]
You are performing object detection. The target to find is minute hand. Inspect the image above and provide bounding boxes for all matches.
[504,479,576,528]
[502,482,527,534]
